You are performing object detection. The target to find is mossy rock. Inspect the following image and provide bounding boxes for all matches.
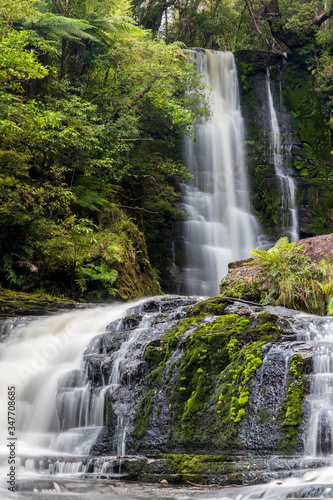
[190,296,231,316]
[279,354,306,453]
[132,311,285,455]
[0,288,76,318]
[113,219,161,300]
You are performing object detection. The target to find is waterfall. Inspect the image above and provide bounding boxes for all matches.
[179,49,260,297]
[301,319,333,456]
[266,69,299,242]
[0,302,146,458]
[3,301,333,498]
[0,296,196,464]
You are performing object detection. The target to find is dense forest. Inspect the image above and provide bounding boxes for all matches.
[1,0,333,301]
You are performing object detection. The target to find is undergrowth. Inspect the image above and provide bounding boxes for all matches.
[251,237,333,314]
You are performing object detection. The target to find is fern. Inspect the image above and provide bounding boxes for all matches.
[23,14,100,42]
[328,297,333,316]
[72,185,107,211]
[76,260,118,294]
[272,236,290,251]
[251,237,297,269]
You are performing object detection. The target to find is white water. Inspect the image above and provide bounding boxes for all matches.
[0,301,146,458]
[302,319,333,456]
[266,69,299,242]
[2,304,333,498]
[180,50,260,297]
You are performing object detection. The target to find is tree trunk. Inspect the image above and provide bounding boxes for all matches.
[61,38,67,79]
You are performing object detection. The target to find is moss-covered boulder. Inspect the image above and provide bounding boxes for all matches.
[0,288,76,318]
[126,298,307,457]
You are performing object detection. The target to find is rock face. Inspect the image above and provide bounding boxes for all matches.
[298,233,333,263]
[220,232,333,308]
[79,296,313,460]
[5,294,331,485]
[236,51,333,239]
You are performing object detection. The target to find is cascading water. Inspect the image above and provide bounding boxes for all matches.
[179,49,260,297]
[0,302,146,458]
[266,69,299,242]
[301,318,333,456]
[3,300,333,498]
[0,295,201,498]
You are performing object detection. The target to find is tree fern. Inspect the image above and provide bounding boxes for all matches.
[23,13,99,41]
[23,12,144,44]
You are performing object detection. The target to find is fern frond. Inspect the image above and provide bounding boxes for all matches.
[269,236,289,251]
[251,249,270,258]
[328,297,333,315]
[72,185,107,210]
[23,14,100,42]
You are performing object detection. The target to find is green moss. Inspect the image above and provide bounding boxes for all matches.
[133,310,285,452]
[167,316,262,445]
[251,164,279,235]
[145,315,205,385]
[282,65,333,236]
[115,453,251,484]
[0,287,75,318]
[132,390,154,438]
[190,296,229,316]
[216,341,264,430]
[252,312,282,342]
[112,219,161,300]
[283,68,331,160]
[279,354,306,452]
[220,274,265,302]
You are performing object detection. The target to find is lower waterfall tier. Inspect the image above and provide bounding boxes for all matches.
[2,294,333,498]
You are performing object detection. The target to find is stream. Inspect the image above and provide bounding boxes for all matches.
[1,297,333,499]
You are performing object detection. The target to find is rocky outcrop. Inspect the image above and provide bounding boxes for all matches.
[80,295,312,461]
[0,288,76,318]
[236,53,333,239]
[220,233,333,314]
[298,233,333,263]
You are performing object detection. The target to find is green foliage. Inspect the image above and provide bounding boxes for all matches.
[0,0,43,29]
[0,0,211,299]
[251,238,333,314]
[0,30,52,90]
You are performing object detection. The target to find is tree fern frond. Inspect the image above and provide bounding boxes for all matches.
[23,13,100,42]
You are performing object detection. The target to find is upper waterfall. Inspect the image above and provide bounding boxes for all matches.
[178,49,260,297]
[266,69,299,242]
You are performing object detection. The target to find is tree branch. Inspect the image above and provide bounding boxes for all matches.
[311,6,333,28]
[128,77,158,110]
[119,205,157,214]
[51,0,64,15]
[244,0,261,34]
